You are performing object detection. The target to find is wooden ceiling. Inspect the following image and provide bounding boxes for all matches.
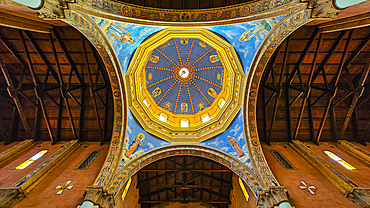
[257,25,370,145]
[0,26,113,144]
[137,155,233,208]
[119,0,253,9]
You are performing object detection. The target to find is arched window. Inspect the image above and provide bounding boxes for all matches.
[121,177,132,201]
[271,151,295,169]
[324,151,355,170]
[76,150,100,169]
[16,150,48,170]
[238,177,249,201]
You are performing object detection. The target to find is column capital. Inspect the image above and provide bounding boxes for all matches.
[302,0,339,18]
[257,186,290,208]
[37,0,75,19]
[346,187,370,207]
[83,186,115,208]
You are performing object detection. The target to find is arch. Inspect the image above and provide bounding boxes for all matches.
[62,10,127,188]
[244,9,313,187]
[68,0,307,27]
[108,145,266,198]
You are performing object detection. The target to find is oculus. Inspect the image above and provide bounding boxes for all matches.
[125,28,244,142]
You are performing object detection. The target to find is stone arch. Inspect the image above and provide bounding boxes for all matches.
[244,8,313,187]
[108,145,266,199]
[62,10,127,188]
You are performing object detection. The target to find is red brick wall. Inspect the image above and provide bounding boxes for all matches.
[262,143,357,208]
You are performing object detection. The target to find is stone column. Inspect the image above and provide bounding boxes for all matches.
[82,186,115,208]
[256,186,293,208]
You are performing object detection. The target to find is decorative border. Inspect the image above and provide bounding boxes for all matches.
[75,150,101,169]
[270,151,296,170]
[70,0,307,26]
[12,140,77,187]
[63,10,127,188]
[244,9,312,187]
[107,145,265,198]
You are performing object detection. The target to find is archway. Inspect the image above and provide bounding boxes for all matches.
[108,145,265,200]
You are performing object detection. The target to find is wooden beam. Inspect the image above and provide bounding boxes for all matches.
[0,58,31,133]
[0,11,52,33]
[320,12,370,33]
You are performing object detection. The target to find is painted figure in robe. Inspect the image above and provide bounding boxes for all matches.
[227,136,244,157]
[125,133,145,158]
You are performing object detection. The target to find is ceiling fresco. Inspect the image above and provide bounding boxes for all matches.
[125,28,245,142]
[89,14,285,186]
[145,37,224,116]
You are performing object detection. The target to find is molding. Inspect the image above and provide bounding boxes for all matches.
[0,11,53,33]
[83,186,115,208]
[346,187,370,207]
[338,140,370,168]
[256,186,290,208]
[290,140,354,194]
[0,140,34,168]
[319,12,370,33]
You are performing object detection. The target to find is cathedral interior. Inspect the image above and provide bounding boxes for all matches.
[0,0,370,207]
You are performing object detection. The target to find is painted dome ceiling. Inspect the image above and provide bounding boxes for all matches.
[126,28,245,142]
[146,37,223,115]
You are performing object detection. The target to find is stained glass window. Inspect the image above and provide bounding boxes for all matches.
[271,151,295,169]
[76,150,100,169]
[16,150,48,170]
[121,177,132,201]
[238,177,249,201]
[324,151,355,170]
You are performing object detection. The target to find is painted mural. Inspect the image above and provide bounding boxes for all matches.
[200,110,253,170]
[90,14,285,175]
[118,110,170,171]
[90,16,165,76]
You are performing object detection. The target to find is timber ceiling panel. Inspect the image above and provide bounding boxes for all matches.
[257,25,370,145]
[0,26,114,144]
[137,155,232,208]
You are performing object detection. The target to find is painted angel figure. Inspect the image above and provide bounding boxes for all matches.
[108,22,135,44]
[238,18,278,42]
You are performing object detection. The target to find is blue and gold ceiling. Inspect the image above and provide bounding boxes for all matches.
[125,28,245,142]
[146,37,223,115]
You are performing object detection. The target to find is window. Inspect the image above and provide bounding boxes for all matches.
[238,177,249,201]
[76,150,100,169]
[271,151,295,169]
[16,150,48,170]
[121,177,132,201]
[324,151,355,170]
